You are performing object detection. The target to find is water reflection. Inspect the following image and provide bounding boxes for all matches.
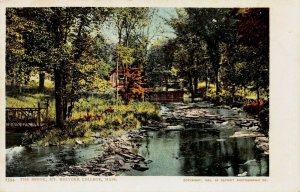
[179,130,267,176]
[6,144,104,177]
[125,129,269,176]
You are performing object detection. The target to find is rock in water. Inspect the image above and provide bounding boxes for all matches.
[230,131,264,138]
[75,140,83,145]
[221,121,228,125]
[133,164,149,171]
[242,159,257,165]
[255,137,269,143]
[120,163,131,171]
[238,172,248,177]
[165,125,185,131]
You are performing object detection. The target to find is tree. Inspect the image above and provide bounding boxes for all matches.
[110,8,153,102]
[119,68,148,104]
[185,8,236,96]
[168,9,209,98]
[236,8,269,106]
[48,7,111,126]
[6,8,36,92]
[6,8,111,127]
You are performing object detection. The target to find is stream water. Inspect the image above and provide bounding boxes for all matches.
[123,130,268,176]
[6,102,269,177]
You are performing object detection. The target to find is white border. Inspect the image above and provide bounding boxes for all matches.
[0,0,299,192]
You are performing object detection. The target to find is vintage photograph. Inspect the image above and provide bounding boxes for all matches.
[5,7,269,177]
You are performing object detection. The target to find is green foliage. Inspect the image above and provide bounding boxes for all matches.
[6,8,36,89]
[145,40,177,89]
[24,122,93,146]
[19,95,160,146]
[73,96,159,124]
[116,45,135,67]
[6,7,113,127]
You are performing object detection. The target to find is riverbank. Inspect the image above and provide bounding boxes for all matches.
[57,101,269,176]
[7,95,161,147]
[6,101,269,176]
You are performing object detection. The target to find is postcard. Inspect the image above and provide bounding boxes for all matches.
[0,0,299,192]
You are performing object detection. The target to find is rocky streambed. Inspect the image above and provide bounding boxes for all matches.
[6,101,269,177]
[60,130,152,176]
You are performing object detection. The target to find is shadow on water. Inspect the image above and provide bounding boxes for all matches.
[125,129,268,176]
[6,144,104,177]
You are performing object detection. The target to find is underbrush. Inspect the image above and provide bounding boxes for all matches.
[23,121,94,146]
[15,95,160,146]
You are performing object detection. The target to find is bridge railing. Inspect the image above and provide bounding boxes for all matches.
[6,102,49,129]
[146,91,185,103]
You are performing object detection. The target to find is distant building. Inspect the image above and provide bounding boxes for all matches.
[109,68,125,89]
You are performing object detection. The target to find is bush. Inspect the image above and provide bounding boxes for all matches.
[18,95,160,146]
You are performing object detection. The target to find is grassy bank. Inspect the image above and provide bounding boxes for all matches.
[7,91,160,146]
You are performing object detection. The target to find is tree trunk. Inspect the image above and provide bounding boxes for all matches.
[39,71,45,91]
[10,70,16,87]
[165,75,169,91]
[17,65,22,93]
[256,82,260,114]
[231,85,235,103]
[54,68,64,128]
[193,74,198,95]
[188,72,194,102]
[215,69,220,96]
[63,98,68,120]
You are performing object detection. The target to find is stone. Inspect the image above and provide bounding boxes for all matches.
[255,137,269,143]
[141,126,159,131]
[118,152,134,159]
[257,143,269,151]
[166,125,185,131]
[105,159,115,164]
[118,159,125,166]
[221,121,229,125]
[222,105,231,109]
[144,159,153,164]
[120,163,131,171]
[238,172,248,177]
[204,114,218,118]
[75,140,83,145]
[243,159,257,165]
[185,114,200,118]
[133,164,149,171]
[92,132,101,138]
[230,131,264,138]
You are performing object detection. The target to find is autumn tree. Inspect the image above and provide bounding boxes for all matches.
[110,8,154,102]
[236,8,269,104]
